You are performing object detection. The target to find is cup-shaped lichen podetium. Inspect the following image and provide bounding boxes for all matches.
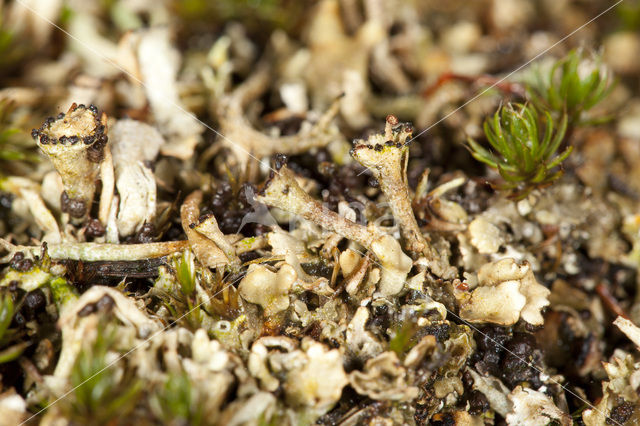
[32,104,108,220]
[350,115,430,256]
[350,116,455,279]
[257,160,413,296]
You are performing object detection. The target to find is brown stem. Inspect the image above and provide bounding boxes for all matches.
[596,283,629,320]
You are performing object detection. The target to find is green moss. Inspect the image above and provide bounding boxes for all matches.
[66,320,143,425]
[150,370,204,425]
[527,49,614,126]
[467,103,571,200]
[0,100,39,175]
[389,320,420,357]
[173,250,197,297]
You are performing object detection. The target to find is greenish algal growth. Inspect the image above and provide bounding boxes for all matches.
[175,0,308,34]
[49,277,78,309]
[467,103,571,200]
[0,266,51,291]
[617,1,640,31]
[210,314,246,348]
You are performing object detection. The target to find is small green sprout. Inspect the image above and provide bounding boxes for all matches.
[0,14,35,74]
[467,103,571,200]
[0,293,16,345]
[173,249,197,297]
[175,0,307,34]
[527,49,614,126]
[163,250,220,330]
[389,320,420,357]
[0,292,28,363]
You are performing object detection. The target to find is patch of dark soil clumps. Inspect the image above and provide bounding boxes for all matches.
[205,181,269,236]
[471,326,543,389]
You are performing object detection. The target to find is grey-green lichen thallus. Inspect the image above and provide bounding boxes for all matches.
[31,103,108,221]
[350,115,455,279]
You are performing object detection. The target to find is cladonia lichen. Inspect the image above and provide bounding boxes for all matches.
[350,115,453,278]
[32,103,108,221]
[458,258,550,326]
[238,263,296,315]
[257,161,412,295]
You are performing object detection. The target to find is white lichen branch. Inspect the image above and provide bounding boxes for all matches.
[350,115,452,278]
[257,163,412,295]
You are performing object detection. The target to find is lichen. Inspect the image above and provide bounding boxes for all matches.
[458,258,550,326]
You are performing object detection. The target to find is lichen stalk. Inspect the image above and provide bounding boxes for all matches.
[258,162,412,295]
[350,115,442,271]
[32,103,108,220]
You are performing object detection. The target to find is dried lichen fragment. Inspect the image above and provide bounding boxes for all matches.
[582,353,640,425]
[346,307,384,359]
[110,119,164,237]
[32,103,107,220]
[181,190,229,268]
[350,116,421,250]
[468,217,504,254]
[224,392,277,426]
[216,66,343,165]
[421,176,469,232]
[0,177,60,243]
[59,286,159,338]
[303,0,385,126]
[467,368,512,417]
[614,316,640,350]
[350,115,453,278]
[458,258,550,326]
[350,351,419,401]
[506,386,571,426]
[194,215,239,266]
[122,27,203,159]
[339,249,362,277]
[259,164,375,246]
[0,266,52,292]
[52,286,159,392]
[238,264,296,315]
[403,335,437,369]
[342,251,371,295]
[248,337,290,392]
[3,240,188,262]
[462,281,526,325]
[604,355,640,403]
[0,390,26,425]
[285,339,348,411]
[370,235,414,295]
